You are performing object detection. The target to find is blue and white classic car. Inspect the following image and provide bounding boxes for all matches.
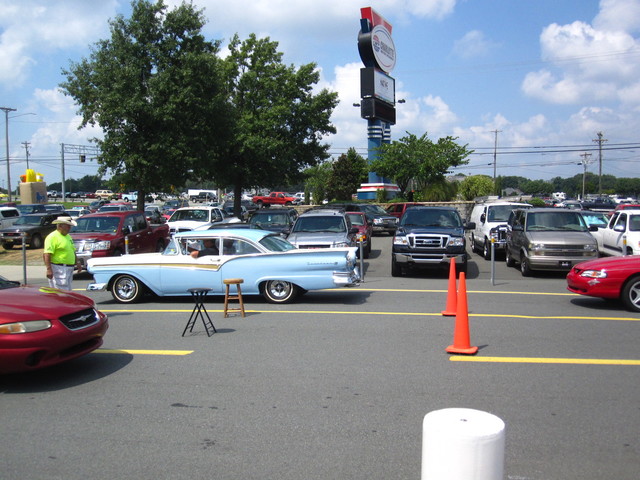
[87,228,360,304]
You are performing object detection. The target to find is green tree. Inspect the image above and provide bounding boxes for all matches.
[304,162,332,205]
[457,175,495,200]
[60,0,230,211]
[217,34,338,216]
[371,132,471,196]
[326,148,368,201]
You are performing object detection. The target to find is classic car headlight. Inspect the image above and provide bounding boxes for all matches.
[580,269,607,278]
[393,235,409,246]
[447,237,464,247]
[0,320,52,334]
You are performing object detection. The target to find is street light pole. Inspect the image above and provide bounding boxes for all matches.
[1,106,17,202]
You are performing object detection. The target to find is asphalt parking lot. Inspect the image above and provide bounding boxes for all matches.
[1,235,638,480]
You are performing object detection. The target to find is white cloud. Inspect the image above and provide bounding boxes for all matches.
[452,30,498,59]
[522,0,640,106]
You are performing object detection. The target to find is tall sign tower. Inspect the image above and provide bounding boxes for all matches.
[356,7,399,200]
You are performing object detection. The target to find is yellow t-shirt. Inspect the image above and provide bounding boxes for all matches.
[44,230,76,265]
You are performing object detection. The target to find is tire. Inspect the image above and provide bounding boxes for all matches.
[470,234,478,253]
[263,280,299,304]
[505,246,515,267]
[256,201,264,208]
[520,254,532,277]
[30,234,43,249]
[482,239,491,260]
[3,242,13,250]
[621,276,640,312]
[391,256,403,277]
[112,274,145,303]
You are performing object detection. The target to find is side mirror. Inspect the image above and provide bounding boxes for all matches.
[613,224,625,232]
[589,225,600,232]
[464,222,476,230]
[480,213,486,223]
[349,227,359,235]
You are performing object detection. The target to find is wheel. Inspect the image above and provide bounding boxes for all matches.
[470,234,478,253]
[262,280,299,304]
[391,256,403,277]
[285,201,292,206]
[3,242,13,250]
[482,239,491,260]
[621,276,640,312]
[256,200,263,208]
[30,234,43,249]
[112,274,145,303]
[520,254,532,277]
[505,246,515,267]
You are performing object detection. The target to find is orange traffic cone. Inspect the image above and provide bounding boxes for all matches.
[446,272,478,355]
[441,258,457,316]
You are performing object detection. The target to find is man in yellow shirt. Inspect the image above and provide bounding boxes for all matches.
[43,216,80,291]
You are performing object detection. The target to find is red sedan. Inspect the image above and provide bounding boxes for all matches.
[0,276,109,374]
[566,255,640,312]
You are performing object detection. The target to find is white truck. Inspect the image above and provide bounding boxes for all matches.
[592,209,640,256]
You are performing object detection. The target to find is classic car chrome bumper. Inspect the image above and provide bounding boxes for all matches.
[333,268,360,287]
[87,282,108,292]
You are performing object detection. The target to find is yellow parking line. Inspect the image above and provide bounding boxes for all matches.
[450,356,640,365]
[94,349,193,355]
[360,288,575,296]
[99,308,639,322]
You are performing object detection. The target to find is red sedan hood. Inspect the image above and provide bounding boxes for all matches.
[575,255,640,270]
[0,285,95,323]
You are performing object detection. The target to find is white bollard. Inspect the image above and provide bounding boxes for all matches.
[422,408,505,480]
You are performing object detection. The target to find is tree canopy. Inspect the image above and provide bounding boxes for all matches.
[61,0,230,210]
[326,148,368,201]
[370,132,472,197]
[216,33,338,214]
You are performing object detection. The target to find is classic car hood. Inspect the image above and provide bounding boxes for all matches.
[0,285,94,322]
[526,231,596,244]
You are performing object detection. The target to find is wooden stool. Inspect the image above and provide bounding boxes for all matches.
[223,278,245,318]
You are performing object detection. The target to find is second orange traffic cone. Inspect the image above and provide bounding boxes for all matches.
[441,258,457,316]
[446,272,478,355]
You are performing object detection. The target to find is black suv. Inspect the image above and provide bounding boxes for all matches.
[391,206,474,276]
[248,208,298,234]
[315,203,397,235]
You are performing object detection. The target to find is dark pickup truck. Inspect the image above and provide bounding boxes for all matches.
[0,212,65,249]
[71,211,170,269]
[391,206,474,276]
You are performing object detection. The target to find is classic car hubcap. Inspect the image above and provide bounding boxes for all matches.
[268,280,291,299]
[115,278,136,299]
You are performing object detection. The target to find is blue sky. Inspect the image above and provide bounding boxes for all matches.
[1,0,639,192]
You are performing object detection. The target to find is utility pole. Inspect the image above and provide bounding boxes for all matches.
[593,131,607,195]
[492,129,502,192]
[579,152,592,200]
[1,106,17,201]
[22,141,31,170]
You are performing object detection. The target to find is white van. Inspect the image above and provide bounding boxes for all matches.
[0,206,20,230]
[469,201,531,259]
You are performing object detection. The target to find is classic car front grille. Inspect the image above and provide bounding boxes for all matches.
[59,308,100,330]
[408,234,447,249]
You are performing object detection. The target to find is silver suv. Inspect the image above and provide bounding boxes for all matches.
[286,209,358,249]
[505,208,598,276]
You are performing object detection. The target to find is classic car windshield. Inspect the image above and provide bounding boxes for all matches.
[74,217,120,233]
[259,235,296,252]
[526,212,587,231]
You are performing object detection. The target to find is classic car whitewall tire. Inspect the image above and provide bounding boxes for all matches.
[262,280,298,304]
[112,274,145,303]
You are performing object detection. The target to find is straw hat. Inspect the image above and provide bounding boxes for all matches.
[53,216,77,226]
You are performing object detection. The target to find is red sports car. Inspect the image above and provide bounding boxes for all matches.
[566,255,640,312]
[0,276,109,374]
